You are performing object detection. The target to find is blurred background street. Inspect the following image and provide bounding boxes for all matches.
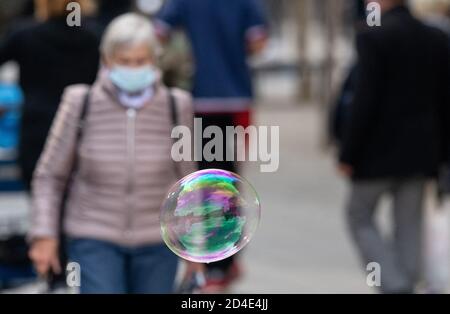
[0,102,373,293]
[1,0,450,294]
[5,99,450,294]
[236,103,371,293]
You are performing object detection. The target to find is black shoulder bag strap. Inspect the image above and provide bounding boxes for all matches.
[169,89,183,179]
[169,89,178,126]
[48,87,91,290]
[66,88,91,187]
[75,89,91,146]
[63,87,91,213]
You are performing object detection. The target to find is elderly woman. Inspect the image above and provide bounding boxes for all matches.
[28,13,197,293]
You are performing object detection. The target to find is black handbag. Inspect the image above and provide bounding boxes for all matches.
[0,235,30,266]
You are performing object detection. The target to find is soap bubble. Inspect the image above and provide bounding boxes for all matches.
[160,169,261,263]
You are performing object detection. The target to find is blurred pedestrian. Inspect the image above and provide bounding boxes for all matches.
[338,0,450,293]
[28,13,198,294]
[330,1,370,147]
[0,0,100,191]
[156,0,268,293]
[0,0,99,290]
[95,0,133,32]
[330,65,357,146]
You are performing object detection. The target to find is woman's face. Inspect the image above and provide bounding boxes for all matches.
[105,43,154,68]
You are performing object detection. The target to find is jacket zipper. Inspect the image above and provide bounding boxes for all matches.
[125,108,137,236]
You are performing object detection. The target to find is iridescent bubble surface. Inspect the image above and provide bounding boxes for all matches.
[160,169,261,263]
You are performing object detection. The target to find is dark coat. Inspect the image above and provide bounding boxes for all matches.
[0,17,100,188]
[340,6,450,180]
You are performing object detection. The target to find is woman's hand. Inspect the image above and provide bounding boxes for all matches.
[29,238,61,277]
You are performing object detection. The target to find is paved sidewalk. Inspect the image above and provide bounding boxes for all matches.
[233,105,372,293]
[233,104,450,293]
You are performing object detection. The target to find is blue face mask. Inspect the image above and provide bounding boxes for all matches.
[109,65,157,93]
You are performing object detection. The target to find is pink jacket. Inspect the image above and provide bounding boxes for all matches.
[29,71,196,246]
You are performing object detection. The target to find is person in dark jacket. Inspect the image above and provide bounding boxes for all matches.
[338,0,450,293]
[0,0,100,190]
[95,0,132,32]
[330,65,357,145]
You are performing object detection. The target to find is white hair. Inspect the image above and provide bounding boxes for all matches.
[100,13,162,58]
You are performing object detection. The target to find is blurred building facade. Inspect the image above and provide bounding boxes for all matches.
[0,0,448,110]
